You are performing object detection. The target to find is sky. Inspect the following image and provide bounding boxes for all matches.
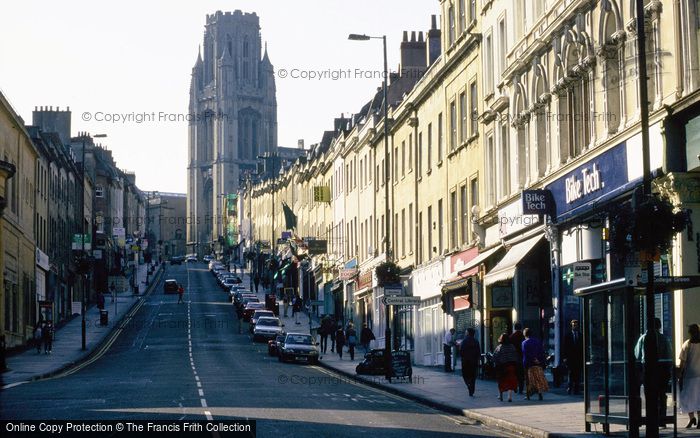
[0,1,440,193]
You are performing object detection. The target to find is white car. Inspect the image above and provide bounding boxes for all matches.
[186,255,197,263]
[253,317,284,342]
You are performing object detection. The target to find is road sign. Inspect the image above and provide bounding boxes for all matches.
[383,296,420,306]
[383,285,403,297]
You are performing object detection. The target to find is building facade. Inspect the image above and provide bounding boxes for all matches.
[187,10,278,258]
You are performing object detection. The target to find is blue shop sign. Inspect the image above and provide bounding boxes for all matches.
[545,142,635,220]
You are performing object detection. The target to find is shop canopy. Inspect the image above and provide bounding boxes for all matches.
[442,245,504,291]
[483,234,545,286]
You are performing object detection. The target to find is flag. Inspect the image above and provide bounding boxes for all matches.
[282,202,297,230]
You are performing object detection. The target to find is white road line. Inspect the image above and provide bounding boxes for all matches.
[198,389,204,396]
[201,400,208,408]
[196,382,202,388]
[195,376,200,381]
[204,410,213,421]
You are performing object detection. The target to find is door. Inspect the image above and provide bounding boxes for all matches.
[490,310,512,351]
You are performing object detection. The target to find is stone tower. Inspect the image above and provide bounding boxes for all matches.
[187,10,277,256]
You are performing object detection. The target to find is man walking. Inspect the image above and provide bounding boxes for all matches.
[177,284,184,304]
[563,319,583,395]
[43,321,54,354]
[510,322,526,394]
[320,315,333,354]
[444,328,456,372]
[460,328,481,396]
[360,323,375,355]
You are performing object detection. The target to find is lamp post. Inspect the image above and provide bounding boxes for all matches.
[80,133,106,350]
[349,32,392,380]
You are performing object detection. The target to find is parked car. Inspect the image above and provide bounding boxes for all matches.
[236,294,259,311]
[242,302,266,322]
[228,285,246,302]
[268,334,286,356]
[185,255,197,263]
[170,256,183,265]
[278,333,319,364]
[253,316,284,342]
[163,279,179,294]
[221,277,238,290]
[203,255,214,262]
[249,310,275,332]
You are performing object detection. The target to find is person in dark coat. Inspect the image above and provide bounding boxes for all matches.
[335,326,346,359]
[510,322,526,394]
[460,328,481,397]
[563,319,583,395]
[42,321,54,354]
[346,323,357,360]
[320,315,333,353]
[330,317,337,352]
[360,323,376,355]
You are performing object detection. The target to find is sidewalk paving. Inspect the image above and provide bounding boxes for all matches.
[239,268,694,437]
[1,263,162,389]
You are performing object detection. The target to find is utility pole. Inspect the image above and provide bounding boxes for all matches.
[634,0,659,435]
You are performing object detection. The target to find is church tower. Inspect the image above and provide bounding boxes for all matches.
[187,10,277,256]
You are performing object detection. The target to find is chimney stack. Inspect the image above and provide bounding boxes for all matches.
[427,15,442,66]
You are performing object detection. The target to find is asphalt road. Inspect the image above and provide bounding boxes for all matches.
[0,264,503,437]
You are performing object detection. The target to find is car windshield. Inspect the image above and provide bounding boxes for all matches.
[254,312,273,319]
[286,335,312,345]
[257,318,279,326]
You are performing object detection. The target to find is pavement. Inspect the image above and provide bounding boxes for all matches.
[241,268,694,438]
[1,262,163,388]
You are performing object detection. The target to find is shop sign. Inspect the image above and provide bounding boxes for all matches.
[521,190,555,216]
[450,247,479,274]
[357,270,373,290]
[307,239,328,255]
[339,268,357,280]
[498,200,539,238]
[453,294,471,311]
[545,142,630,220]
[36,248,50,271]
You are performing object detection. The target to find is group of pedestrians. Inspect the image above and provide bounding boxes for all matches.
[32,320,54,355]
[318,315,376,362]
[458,323,549,402]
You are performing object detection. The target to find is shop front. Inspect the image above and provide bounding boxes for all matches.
[354,269,373,331]
[441,247,480,345]
[35,248,50,324]
[412,258,445,366]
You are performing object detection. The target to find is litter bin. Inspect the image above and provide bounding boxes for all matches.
[100,310,108,326]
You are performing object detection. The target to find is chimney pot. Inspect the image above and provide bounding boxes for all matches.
[403,31,408,42]
[419,31,424,42]
[411,31,416,42]
[431,15,437,30]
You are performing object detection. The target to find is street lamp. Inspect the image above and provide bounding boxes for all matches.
[349,32,393,380]
[80,133,107,351]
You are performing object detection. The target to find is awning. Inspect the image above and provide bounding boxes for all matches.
[442,245,504,291]
[484,234,545,286]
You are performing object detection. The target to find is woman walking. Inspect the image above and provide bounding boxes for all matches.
[679,323,700,428]
[335,325,346,360]
[522,328,548,400]
[493,333,519,402]
[346,323,357,361]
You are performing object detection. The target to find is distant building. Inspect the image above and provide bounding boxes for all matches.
[145,192,186,261]
[187,10,278,257]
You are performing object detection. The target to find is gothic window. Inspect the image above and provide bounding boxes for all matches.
[602,11,622,133]
[514,90,528,188]
[243,37,250,81]
[534,75,548,177]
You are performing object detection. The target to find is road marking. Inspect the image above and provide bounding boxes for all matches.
[196,382,202,388]
[2,381,28,390]
[204,410,213,420]
[198,389,204,396]
[201,399,208,408]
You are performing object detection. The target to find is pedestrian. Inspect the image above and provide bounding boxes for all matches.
[360,323,376,355]
[460,327,481,397]
[293,295,302,324]
[97,292,105,310]
[346,323,357,361]
[283,292,290,317]
[330,317,336,353]
[443,328,456,372]
[177,284,184,304]
[335,325,346,360]
[522,328,548,400]
[33,323,43,354]
[320,315,332,354]
[493,333,519,402]
[509,322,526,394]
[563,319,583,395]
[634,317,673,421]
[679,323,700,429]
[43,321,54,354]
[253,274,260,293]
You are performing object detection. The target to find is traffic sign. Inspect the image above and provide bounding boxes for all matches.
[383,296,421,306]
[383,285,403,297]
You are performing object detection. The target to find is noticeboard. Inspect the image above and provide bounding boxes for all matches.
[390,350,412,378]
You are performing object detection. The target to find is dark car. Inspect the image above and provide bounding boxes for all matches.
[278,333,319,364]
[163,279,179,294]
[170,256,183,265]
[268,334,286,356]
[242,302,266,322]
